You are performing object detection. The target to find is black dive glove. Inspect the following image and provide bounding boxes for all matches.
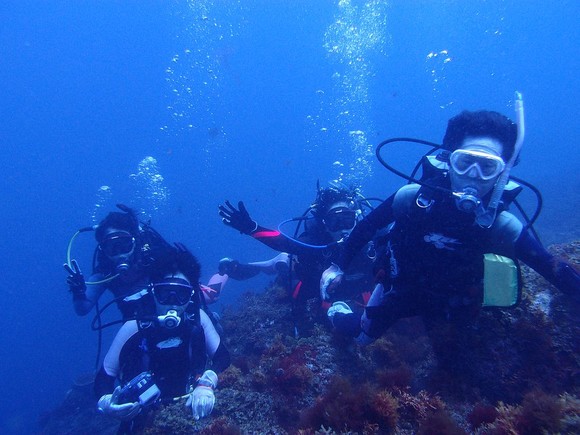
[64,259,87,297]
[218,200,258,235]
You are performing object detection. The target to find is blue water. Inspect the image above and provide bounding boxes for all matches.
[0,1,578,432]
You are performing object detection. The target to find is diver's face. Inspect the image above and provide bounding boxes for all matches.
[152,272,193,317]
[99,227,136,263]
[323,201,358,241]
[450,137,504,198]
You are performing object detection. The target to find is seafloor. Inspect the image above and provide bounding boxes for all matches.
[41,241,580,434]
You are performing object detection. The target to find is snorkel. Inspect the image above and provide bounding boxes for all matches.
[476,91,525,228]
[375,97,542,238]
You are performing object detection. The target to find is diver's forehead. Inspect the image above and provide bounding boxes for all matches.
[163,272,189,283]
[461,137,503,157]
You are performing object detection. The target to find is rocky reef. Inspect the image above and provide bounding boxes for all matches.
[40,241,579,434]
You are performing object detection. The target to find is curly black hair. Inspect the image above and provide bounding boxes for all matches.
[149,245,201,287]
[311,182,359,219]
[94,205,140,243]
[442,110,519,164]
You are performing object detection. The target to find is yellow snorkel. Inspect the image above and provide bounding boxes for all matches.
[65,227,120,285]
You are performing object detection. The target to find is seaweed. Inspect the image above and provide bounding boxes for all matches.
[39,241,580,434]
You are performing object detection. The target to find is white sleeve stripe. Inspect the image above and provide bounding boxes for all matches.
[102,321,139,377]
[200,311,220,357]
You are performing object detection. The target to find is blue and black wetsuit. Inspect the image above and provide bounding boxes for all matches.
[334,183,579,341]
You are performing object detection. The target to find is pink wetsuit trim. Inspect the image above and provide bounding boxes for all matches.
[253,230,281,238]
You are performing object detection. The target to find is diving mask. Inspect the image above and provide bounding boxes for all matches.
[152,280,194,306]
[323,207,358,233]
[450,149,505,181]
[99,232,136,258]
[152,277,194,328]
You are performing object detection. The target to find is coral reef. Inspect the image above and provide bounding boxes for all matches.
[37,384,118,435]
[477,390,576,435]
[39,241,580,433]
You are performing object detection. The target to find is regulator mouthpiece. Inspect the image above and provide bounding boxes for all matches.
[115,262,130,273]
[454,188,481,213]
[158,310,181,329]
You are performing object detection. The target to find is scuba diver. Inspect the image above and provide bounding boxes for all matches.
[64,205,176,320]
[94,246,230,433]
[321,102,580,345]
[218,182,379,336]
[64,204,229,319]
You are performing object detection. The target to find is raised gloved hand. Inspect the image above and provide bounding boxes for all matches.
[320,263,344,301]
[98,386,141,421]
[63,260,86,296]
[218,201,258,235]
[186,370,217,420]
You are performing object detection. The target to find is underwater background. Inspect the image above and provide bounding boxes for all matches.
[0,1,578,433]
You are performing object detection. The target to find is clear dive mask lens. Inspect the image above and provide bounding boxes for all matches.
[152,281,193,305]
[323,208,357,232]
[450,149,505,181]
[99,232,136,258]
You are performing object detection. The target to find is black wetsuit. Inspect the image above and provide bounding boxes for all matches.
[249,219,376,307]
[334,183,579,340]
[74,229,174,320]
[94,310,230,432]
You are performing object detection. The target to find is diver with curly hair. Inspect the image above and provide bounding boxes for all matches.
[321,103,580,345]
[94,245,230,433]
